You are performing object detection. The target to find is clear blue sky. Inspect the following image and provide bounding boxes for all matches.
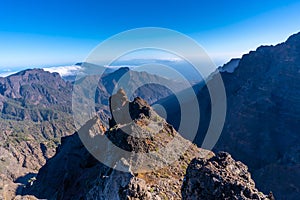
[0,0,300,69]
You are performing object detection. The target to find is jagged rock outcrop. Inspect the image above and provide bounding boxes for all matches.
[22,91,271,199]
[182,152,274,200]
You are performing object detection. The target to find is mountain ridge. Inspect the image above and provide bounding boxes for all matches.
[157,31,300,199]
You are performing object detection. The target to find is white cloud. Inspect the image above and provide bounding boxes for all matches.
[0,71,17,77]
[43,65,82,77]
[103,64,134,69]
[157,57,183,62]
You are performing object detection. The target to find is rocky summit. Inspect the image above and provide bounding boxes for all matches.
[19,90,273,200]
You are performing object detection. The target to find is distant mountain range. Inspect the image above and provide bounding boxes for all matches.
[0,57,208,87]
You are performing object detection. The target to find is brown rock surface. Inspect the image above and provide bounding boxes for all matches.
[182,152,275,200]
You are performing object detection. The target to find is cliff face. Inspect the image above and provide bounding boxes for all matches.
[156,32,300,200]
[214,32,300,199]
[23,91,272,200]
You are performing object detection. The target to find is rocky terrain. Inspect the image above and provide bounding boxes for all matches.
[158,32,300,199]
[214,32,300,200]
[18,90,273,200]
[182,152,275,200]
[0,69,76,196]
[1,31,298,200]
[0,67,184,198]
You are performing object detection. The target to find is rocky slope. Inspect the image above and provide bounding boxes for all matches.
[157,32,300,199]
[21,90,272,200]
[214,32,300,200]
[0,67,187,198]
[182,152,275,200]
[0,69,76,195]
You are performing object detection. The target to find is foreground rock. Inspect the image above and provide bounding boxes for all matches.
[182,152,275,200]
[22,90,272,199]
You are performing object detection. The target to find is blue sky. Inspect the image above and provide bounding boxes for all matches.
[0,0,300,70]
